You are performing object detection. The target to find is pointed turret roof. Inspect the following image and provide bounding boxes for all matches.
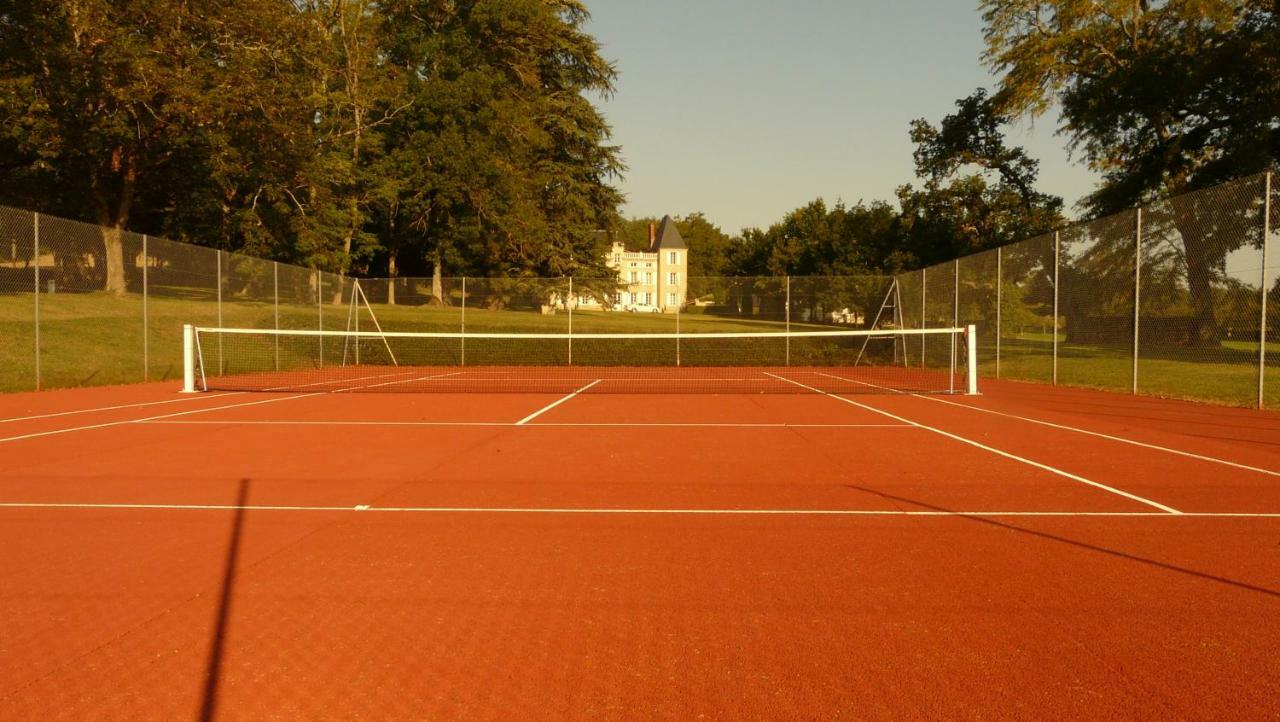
[649,215,687,252]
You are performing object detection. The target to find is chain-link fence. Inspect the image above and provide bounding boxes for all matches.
[2,171,1278,406]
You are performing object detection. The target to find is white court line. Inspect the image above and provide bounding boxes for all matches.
[0,392,244,424]
[136,419,915,429]
[765,372,1183,515]
[263,369,423,391]
[917,393,1280,478]
[515,380,602,425]
[0,392,324,444]
[334,371,466,392]
[0,501,1276,518]
[816,370,1280,480]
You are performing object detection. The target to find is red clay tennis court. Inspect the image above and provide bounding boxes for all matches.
[2,366,1279,718]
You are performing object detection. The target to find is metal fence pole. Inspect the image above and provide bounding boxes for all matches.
[273,261,280,371]
[996,246,1002,379]
[1133,208,1142,395]
[1052,232,1060,385]
[675,283,681,366]
[216,250,223,374]
[33,211,40,391]
[920,267,927,367]
[317,269,324,368]
[142,234,149,382]
[1261,172,1273,410]
[460,276,466,367]
[785,276,791,366]
[952,259,959,387]
[567,276,573,366]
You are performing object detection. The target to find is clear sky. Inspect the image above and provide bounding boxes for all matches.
[584,0,1098,235]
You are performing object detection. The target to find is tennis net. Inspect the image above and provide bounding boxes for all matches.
[183,325,978,395]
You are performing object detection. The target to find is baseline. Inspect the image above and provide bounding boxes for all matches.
[1,501,1276,518]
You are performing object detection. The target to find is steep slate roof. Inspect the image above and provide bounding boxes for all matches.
[648,215,687,252]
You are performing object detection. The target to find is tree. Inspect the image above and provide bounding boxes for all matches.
[0,0,307,291]
[896,89,1064,267]
[375,0,624,306]
[981,0,1280,343]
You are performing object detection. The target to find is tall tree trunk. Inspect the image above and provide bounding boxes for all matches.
[387,250,397,305]
[96,148,134,296]
[431,250,443,304]
[102,225,128,296]
[1172,203,1220,347]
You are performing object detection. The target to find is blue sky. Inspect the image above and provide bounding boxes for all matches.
[584,0,1097,234]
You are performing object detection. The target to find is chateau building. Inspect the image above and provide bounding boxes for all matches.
[578,215,688,313]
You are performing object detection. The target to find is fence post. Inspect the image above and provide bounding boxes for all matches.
[316,269,324,369]
[1133,208,1142,394]
[567,276,573,366]
[142,234,149,382]
[952,259,959,384]
[33,211,40,391]
[1262,172,1272,410]
[460,276,466,367]
[785,276,791,366]
[216,250,223,374]
[996,246,1002,379]
[1053,231,1060,385]
[920,267,927,367]
[273,261,280,372]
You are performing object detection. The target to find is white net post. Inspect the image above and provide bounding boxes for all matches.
[182,324,197,393]
[966,324,979,395]
[1261,172,1272,410]
[32,211,40,391]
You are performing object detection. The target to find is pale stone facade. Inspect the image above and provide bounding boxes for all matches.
[576,216,688,314]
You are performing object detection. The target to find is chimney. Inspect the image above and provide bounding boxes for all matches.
[648,222,656,249]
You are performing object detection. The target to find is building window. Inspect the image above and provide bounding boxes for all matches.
[668,251,678,264]
[668,292,676,306]
[645,292,653,305]
[613,254,621,263]
[668,272,677,285]
[645,271,653,284]
[629,271,637,282]
[646,262,653,268]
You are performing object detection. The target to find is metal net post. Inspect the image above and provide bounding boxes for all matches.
[142,234,148,381]
[33,211,40,390]
[1052,232,1060,385]
[1262,172,1273,409]
[1132,209,1142,394]
[996,246,1003,378]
